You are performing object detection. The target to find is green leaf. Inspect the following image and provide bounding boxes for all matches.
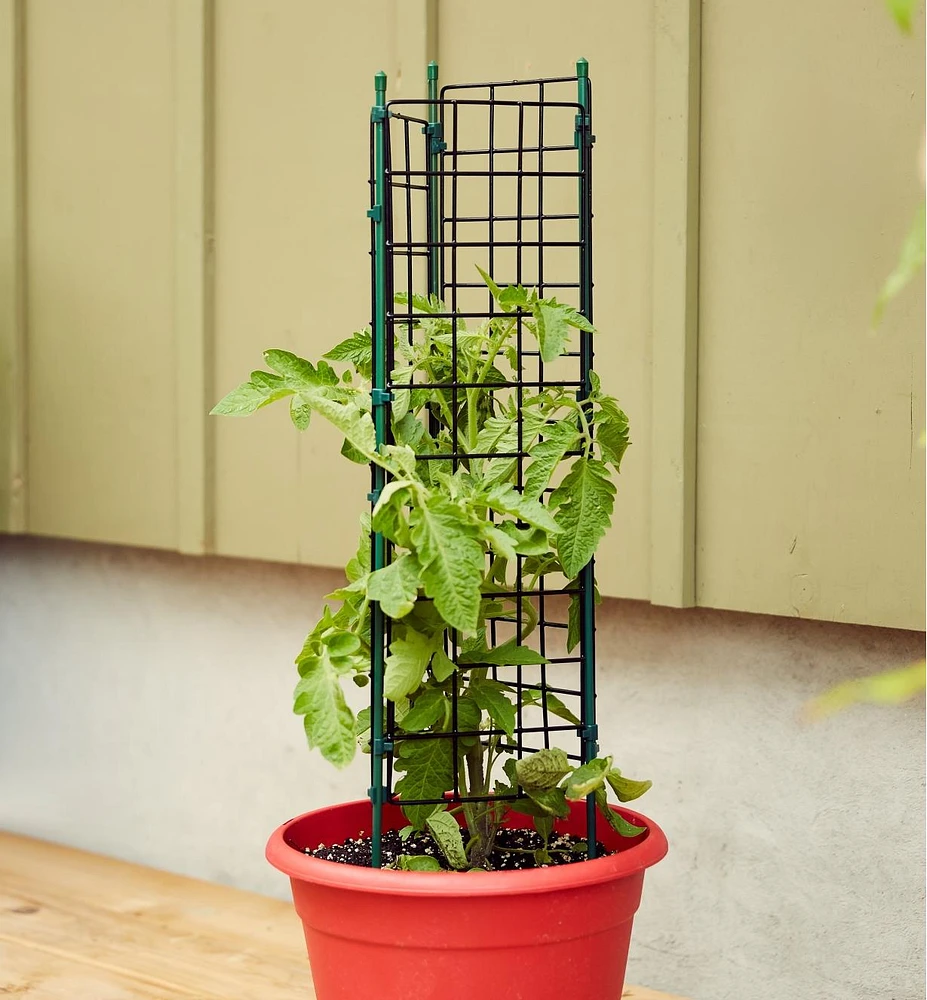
[290,395,312,430]
[593,397,630,469]
[396,854,442,871]
[367,553,422,619]
[885,0,918,32]
[426,811,469,870]
[458,637,547,667]
[394,737,455,829]
[567,590,581,653]
[606,769,653,803]
[323,631,361,657]
[430,648,458,683]
[564,756,612,800]
[292,648,356,768]
[484,485,561,535]
[515,748,571,791]
[499,284,531,310]
[520,688,582,728]
[263,349,319,385]
[874,201,926,323]
[346,512,372,582]
[532,300,593,363]
[300,388,376,458]
[410,495,485,632]
[523,423,581,499]
[550,459,616,579]
[595,786,646,838]
[476,266,507,308]
[384,629,438,701]
[211,380,292,416]
[525,785,571,819]
[468,678,516,739]
[400,688,446,732]
[324,329,373,379]
[482,524,518,562]
[395,290,441,314]
[456,696,482,733]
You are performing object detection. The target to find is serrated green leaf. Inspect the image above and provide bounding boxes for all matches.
[211,380,292,416]
[323,631,361,657]
[482,524,518,562]
[410,495,485,632]
[300,388,376,458]
[468,678,515,739]
[550,458,616,579]
[456,696,482,733]
[395,290,441,314]
[564,756,612,800]
[484,484,561,535]
[400,688,446,732]
[606,769,652,803]
[531,300,593,363]
[523,423,580,499]
[263,349,319,385]
[525,785,571,818]
[458,637,547,667]
[290,395,312,430]
[426,811,469,870]
[567,590,581,653]
[396,854,443,871]
[534,302,572,362]
[515,748,571,791]
[499,284,531,310]
[521,688,582,728]
[476,265,507,308]
[593,397,630,469]
[430,648,458,683]
[367,553,422,619]
[323,329,373,379]
[394,737,454,829]
[595,786,646,838]
[384,629,438,701]
[292,648,355,768]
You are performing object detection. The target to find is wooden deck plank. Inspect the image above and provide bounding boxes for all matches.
[0,831,686,999]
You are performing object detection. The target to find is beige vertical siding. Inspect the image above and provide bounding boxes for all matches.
[23,0,178,547]
[1,0,922,629]
[697,0,926,628]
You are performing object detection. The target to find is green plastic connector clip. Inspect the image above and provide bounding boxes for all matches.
[367,205,382,222]
[367,489,381,504]
[582,725,599,755]
[423,121,446,154]
[371,389,392,406]
[372,739,394,755]
[574,113,595,148]
[371,106,388,123]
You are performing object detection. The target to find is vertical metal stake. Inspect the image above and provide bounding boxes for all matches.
[369,70,388,868]
[576,57,599,860]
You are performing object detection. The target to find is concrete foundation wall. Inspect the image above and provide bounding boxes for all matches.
[0,536,923,1000]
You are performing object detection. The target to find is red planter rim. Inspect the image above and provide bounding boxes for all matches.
[266,799,668,898]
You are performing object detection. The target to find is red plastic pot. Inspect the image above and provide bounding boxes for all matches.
[266,798,667,1000]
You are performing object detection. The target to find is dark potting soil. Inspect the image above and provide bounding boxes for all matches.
[306,827,610,871]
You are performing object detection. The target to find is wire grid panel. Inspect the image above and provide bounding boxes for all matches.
[371,73,595,812]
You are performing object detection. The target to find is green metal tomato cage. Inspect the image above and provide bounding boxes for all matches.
[367,61,597,865]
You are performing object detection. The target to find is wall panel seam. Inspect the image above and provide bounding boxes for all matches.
[0,0,26,534]
[649,0,700,607]
[173,0,215,555]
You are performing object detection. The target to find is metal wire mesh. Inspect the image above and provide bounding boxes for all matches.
[367,64,597,854]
